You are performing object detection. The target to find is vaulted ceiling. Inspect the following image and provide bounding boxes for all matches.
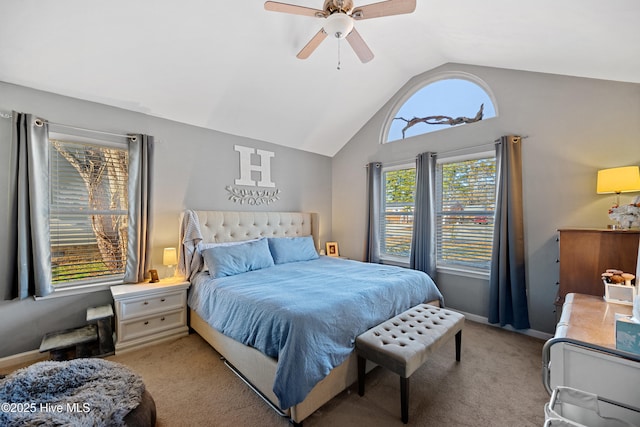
[1,1,639,156]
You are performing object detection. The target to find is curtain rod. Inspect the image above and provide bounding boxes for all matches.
[46,121,136,140]
[365,136,528,168]
[1,110,136,140]
[434,135,528,156]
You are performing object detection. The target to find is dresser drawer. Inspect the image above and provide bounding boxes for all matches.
[119,291,185,320]
[119,309,186,342]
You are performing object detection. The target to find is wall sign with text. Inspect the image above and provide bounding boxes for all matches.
[225,145,281,205]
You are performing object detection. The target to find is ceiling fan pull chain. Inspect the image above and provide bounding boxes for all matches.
[337,38,341,70]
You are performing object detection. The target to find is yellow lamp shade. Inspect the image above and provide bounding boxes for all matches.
[596,166,640,194]
[163,247,178,266]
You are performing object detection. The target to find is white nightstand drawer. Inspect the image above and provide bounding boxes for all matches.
[119,309,186,342]
[111,279,190,353]
[119,291,185,320]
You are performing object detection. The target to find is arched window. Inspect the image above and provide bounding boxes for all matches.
[384,75,497,142]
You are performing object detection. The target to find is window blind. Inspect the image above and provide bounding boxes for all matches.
[49,139,129,284]
[436,157,496,270]
[380,167,416,258]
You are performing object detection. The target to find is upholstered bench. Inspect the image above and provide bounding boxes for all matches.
[356,304,465,424]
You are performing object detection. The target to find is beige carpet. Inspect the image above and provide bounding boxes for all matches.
[2,321,549,426]
[101,320,548,427]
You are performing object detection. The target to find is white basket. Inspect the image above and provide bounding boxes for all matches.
[544,387,636,427]
[604,281,637,306]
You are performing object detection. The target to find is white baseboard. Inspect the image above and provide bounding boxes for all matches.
[0,350,47,371]
[455,310,553,341]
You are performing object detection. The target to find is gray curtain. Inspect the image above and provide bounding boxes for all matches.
[488,135,530,329]
[6,114,154,299]
[410,152,437,278]
[124,134,154,283]
[365,162,381,263]
[11,112,53,299]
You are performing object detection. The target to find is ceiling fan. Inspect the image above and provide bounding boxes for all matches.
[264,0,416,63]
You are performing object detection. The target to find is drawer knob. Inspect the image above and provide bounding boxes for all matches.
[144,321,149,325]
[160,317,165,321]
[161,298,166,302]
[143,301,149,305]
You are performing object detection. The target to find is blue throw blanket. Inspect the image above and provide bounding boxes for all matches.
[0,359,144,427]
[188,256,443,409]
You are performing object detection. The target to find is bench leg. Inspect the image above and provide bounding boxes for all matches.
[357,355,366,396]
[400,376,409,424]
[455,330,462,362]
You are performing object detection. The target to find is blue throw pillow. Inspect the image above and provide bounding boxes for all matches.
[268,236,319,264]
[202,238,274,278]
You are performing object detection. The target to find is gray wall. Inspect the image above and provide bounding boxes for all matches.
[331,63,640,335]
[0,81,332,358]
[2,62,639,357]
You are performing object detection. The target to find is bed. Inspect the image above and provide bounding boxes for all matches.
[180,210,443,425]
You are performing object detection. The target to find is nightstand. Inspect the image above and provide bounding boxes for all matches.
[110,277,190,353]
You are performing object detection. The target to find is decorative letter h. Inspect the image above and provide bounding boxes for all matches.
[234,145,275,188]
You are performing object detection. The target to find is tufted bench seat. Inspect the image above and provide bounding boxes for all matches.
[356,304,465,423]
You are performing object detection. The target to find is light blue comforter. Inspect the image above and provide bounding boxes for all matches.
[188,256,443,409]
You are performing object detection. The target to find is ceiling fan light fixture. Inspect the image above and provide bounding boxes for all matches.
[324,13,354,39]
[265,0,416,62]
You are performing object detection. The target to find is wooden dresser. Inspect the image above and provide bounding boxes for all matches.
[557,228,640,306]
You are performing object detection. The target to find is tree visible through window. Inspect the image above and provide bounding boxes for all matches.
[436,155,496,271]
[377,74,497,273]
[386,78,496,142]
[50,139,129,285]
[380,166,416,259]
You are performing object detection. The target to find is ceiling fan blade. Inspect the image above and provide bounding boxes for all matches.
[346,28,374,63]
[296,29,328,59]
[351,0,416,20]
[264,1,327,17]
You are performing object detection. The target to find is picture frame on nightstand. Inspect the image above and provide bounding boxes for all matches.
[149,269,159,283]
[326,242,339,257]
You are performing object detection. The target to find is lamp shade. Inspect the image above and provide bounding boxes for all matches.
[596,166,640,194]
[163,247,178,266]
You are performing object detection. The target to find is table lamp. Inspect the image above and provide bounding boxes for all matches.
[163,247,178,277]
[596,166,640,207]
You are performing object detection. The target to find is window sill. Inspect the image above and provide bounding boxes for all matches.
[379,256,410,268]
[378,257,491,281]
[436,265,490,280]
[34,280,122,300]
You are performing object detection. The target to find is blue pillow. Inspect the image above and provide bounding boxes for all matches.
[202,238,274,278]
[268,236,319,264]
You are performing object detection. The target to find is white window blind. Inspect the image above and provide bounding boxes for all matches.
[380,166,416,259]
[49,139,129,285]
[436,155,496,271]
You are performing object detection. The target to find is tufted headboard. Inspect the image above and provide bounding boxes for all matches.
[193,210,318,246]
[179,210,319,280]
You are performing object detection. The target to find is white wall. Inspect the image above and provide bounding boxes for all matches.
[0,81,332,358]
[331,63,640,334]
